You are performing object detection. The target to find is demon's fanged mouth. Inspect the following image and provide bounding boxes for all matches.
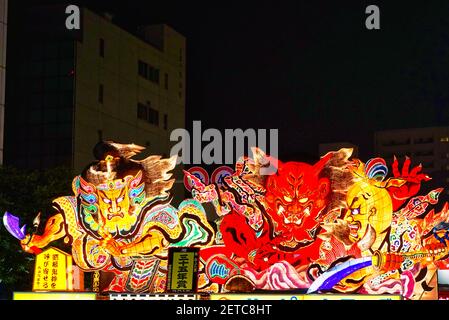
[277,204,311,226]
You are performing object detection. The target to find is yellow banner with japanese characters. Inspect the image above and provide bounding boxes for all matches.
[33,247,73,291]
[168,248,199,292]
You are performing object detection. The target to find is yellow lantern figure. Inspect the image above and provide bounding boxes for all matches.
[344,180,393,251]
[342,159,403,253]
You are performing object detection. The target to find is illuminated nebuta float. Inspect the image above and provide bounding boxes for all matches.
[187,147,449,299]
[4,141,215,293]
[4,141,449,298]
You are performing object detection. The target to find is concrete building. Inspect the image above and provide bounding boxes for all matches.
[0,0,7,165]
[74,12,185,170]
[5,5,185,197]
[375,127,449,197]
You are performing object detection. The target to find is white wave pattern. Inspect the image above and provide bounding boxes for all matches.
[363,271,415,299]
[241,261,310,290]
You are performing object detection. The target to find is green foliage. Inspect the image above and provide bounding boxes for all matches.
[0,166,73,297]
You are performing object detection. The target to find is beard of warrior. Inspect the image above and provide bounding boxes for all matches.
[264,155,332,246]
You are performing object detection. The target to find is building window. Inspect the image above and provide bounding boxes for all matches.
[164,73,169,90]
[154,68,160,83]
[414,137,434,144]
[138,60,147,78]
[148,107,159,126]
[148,66,154,81]
[137,103,147,120]
[163,114,168,130]
[422,161,434,169]
[98,84,104,104]
[138,103,159,127]
[138,60,160,84]
[99,38,105,57]
[382,138,411,147]
[137,101,158,126]
[414,150,434,156]
[149,66,159,83]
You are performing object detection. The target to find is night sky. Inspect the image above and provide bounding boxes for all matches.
[19,1,449,159]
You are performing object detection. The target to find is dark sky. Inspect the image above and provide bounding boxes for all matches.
[20,1,449,159]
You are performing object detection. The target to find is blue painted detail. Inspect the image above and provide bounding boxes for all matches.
[307,257,372,293]
[81,193,97,204]
[130,184,145,198]
[209,261,230,279]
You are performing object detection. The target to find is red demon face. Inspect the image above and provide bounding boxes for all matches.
[265,160,330,244]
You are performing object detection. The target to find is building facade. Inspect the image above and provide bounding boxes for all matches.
[0,0,7,165]
[5,5,185,197]
[375,127,449,197]
[74,11,185,171]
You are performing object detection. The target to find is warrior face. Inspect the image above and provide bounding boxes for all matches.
[97,181,136,234]
[344,181,392,243]
[78,171,145,236]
